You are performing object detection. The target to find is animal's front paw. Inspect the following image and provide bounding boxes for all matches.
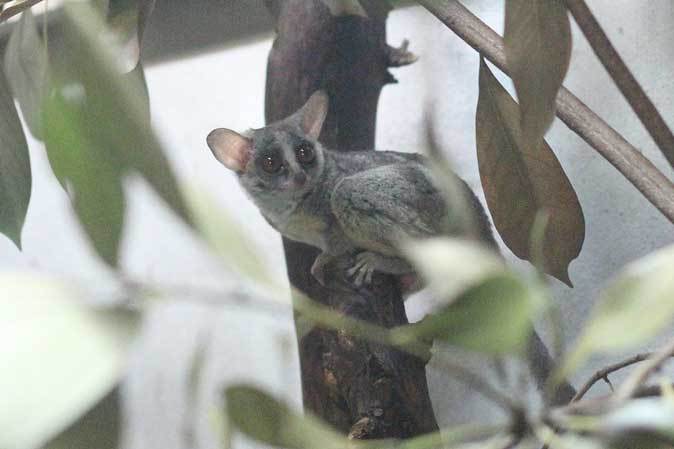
[346,251,378,286]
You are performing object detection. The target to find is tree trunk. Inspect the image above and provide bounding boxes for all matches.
[264,0,439,439]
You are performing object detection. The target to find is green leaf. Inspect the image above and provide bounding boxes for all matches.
[65,2,189,222]
[424,120,488,242]
[536,427,604,449]
[504,0,571,150]
[43,3,192,265]
[127,61,150,121]
[399,238,543,355]
[45,388,121,449]
[225,385,345,449]
[395,274,545,355]
[186,185,271,285]
[401,237,507,301]
[561,244,674,375]
[0,273,139,449]
[43,89,126,265]
[476,59,584,286]
[227,387,511,449]
[398,427,512,449]
[0,61,31,249]
[3,9,48,139]
[106,0,157,72]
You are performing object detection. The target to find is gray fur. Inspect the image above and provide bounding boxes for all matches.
[209,93,496,286]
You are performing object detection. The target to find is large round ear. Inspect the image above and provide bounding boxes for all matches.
[206,128,252,173]
[298,90,329,140]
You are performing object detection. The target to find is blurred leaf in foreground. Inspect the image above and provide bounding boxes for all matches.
[536,427,604,449]
[106,0,157,72]
[402,237,506,301]
[0,63,31,249]
[476,59,584,286]
[558,244,674,379]
[185,185,271,285]
[45,387,121,449]
[597,398,674,447]
[423,118,490,244]
[226,385,510,449]
[3,9,48,139]
[0,273,139,449]
[43,88,126,264]
[401,237,543,354]
[225,385,344,449]
[43,3,191,266]
[395,274,545,355]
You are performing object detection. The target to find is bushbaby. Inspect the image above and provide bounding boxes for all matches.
[206,91,495,287]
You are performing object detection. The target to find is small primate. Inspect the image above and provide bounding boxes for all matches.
[206,91,495,287]
[206,94,576,402]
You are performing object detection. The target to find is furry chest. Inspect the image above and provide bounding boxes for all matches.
[270,210,329,249]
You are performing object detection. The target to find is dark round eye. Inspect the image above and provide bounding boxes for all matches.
[296,143,315,164]
[261,155,282,173]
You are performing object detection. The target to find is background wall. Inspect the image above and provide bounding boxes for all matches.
[1,1,673,448]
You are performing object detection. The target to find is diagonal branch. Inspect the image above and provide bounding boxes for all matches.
[614,337,674,403]
[0,0,43,22]
[564,0,674,169]
[418,0,674,224]
[571,352,653,403]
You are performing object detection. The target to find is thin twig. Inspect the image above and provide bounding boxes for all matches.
[418,0,674,223]
[564,0,674,169]
[614,338,674,403]
[571,352,653,402]
[0,0,43,22]
[555,382,674,419]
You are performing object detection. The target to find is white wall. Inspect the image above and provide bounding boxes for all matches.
[2,2,673,447]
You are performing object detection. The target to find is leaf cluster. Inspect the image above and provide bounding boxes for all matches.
[0,1,673,449]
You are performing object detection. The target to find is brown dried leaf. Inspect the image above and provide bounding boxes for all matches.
[476,59,584,286]
[504,0,571,150]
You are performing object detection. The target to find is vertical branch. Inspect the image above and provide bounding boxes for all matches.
[564,0,674,169]
[264,0,439,438]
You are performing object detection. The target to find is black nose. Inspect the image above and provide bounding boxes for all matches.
[294,172,307,185]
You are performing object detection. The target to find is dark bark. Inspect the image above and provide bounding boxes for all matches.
[264,0,439,439]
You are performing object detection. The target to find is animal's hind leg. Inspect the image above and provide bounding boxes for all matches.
[347,251,413,286]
